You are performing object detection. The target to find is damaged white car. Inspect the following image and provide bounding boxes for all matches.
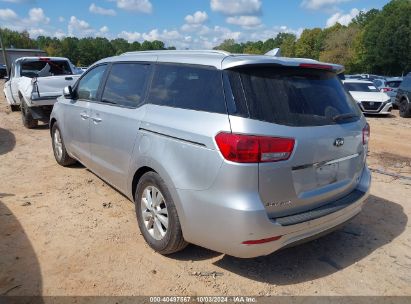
[3,57,81,128]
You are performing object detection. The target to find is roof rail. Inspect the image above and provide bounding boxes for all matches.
[121,49,231,56]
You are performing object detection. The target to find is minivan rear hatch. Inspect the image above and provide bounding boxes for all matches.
[224,65,367,218]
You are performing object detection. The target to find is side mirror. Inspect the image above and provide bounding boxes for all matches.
[63,86,74,99]
[4,76,9,81]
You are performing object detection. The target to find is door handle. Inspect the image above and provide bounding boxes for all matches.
[92,117,102,123]
[80,113,89,119]
[65,77,73,80]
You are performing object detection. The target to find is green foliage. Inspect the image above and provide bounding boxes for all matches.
[295,28,323,59]
[214,33,297,56]
[319,25,361,73]
[0,28,170,67]
[1,0,410,75]
[361,0,411,75]
[0,28,35,49]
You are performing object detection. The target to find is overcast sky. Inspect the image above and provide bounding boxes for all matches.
[0,0,390,49]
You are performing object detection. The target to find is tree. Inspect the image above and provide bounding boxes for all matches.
[130,41,141,51]
[0,28,36,49]
[280,34,297,57]
[214,39,243,53]
[141,40,153,51]
[361,0,411,75]
[319,25,362,72]
[0,28,176,66]
[243,40,264,54]
[60,37,80,63]
[151,40,165,50]
[352,9,379,27]
[295,28,323,59]
[111,38,130,55]
[92,37,116,60]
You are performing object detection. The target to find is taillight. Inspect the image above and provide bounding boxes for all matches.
[215,132,295,163]
[363,123,370,145]
[382,88,393,92]
[299,63,333,70]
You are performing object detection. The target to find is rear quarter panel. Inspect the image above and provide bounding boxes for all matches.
[127,104,231,194]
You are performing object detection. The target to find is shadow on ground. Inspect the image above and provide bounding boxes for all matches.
[365,113,396,118]
[0,128,16,156]
[212,195,407,284]
[0,196,42,296]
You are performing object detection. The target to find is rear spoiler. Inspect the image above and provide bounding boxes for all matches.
[222,55,345,74]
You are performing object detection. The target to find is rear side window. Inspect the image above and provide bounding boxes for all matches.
[102,63,151,107]
[147,64,226,114]
[226,66,361,126]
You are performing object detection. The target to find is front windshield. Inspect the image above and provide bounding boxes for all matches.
[344,82,379,92]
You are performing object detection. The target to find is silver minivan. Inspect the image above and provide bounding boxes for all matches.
[50,50,371,258]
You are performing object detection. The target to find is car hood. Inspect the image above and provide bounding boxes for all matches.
[349,91,390,102]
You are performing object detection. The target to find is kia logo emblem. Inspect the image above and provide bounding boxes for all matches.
[334,138,344,147]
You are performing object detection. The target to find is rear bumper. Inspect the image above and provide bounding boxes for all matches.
[27,105,53,121]
[177,167,371,258]
[29,95,60,107]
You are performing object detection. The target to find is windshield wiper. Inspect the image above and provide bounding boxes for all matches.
[332,113,359,122]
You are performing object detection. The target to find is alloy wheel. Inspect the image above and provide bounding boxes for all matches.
[53,129,63,161]
[140,186,169,240]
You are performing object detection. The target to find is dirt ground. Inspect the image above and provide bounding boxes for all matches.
[1,79,411,297]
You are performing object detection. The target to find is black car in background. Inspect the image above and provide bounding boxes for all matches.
[0,64,7,78]
[396,72,411,118]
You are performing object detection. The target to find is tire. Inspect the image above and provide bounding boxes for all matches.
[51,123,76,166]
[20,99,38,129]
[399,98,411,118]
[135,172,188,255]
[10,104,20,112]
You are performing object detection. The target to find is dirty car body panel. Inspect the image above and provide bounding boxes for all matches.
[50,50,371,258]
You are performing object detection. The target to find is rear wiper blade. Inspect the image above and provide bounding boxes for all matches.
[332,113,359,122]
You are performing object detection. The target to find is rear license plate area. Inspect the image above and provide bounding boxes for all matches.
[316,162,339,186]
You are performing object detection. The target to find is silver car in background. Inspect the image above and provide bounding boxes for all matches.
[50,50,371,258]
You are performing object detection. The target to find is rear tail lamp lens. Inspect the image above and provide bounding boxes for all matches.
[299,63,333,70]
[215,132,295,163]
[363,123,370,145]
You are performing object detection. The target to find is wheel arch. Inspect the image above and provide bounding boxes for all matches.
[128,159,188,236]
[50,118,57,136]
[131,166,157,201]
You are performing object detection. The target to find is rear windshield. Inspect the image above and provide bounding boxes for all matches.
[344,82,379,92]
[386,81,401,88]
[226,66,361,127]
[20,60,72,78]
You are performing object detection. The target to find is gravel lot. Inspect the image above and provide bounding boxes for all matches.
[1,79,411,296]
